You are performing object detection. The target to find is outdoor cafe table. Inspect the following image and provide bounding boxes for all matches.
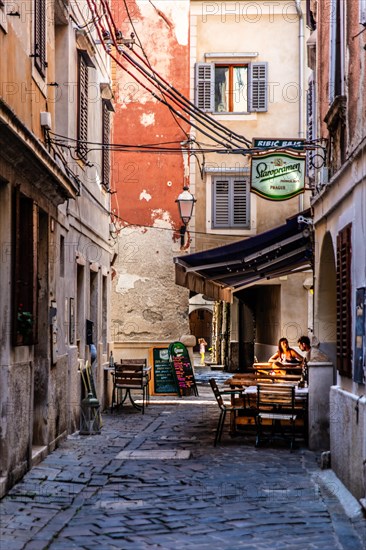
[224,376,309,440]
[104,364,151,410]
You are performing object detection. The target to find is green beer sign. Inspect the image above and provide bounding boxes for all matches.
[250,151,306,201]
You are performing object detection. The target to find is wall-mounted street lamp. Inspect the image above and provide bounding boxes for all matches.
[176,186,196,247]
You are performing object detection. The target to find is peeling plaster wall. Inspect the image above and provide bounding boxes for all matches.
[111,0,191,347]
[111,227,190,343]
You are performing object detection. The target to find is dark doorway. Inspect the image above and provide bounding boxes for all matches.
[189,309,212,352]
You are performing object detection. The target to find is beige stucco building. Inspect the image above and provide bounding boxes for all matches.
[176,1,312,368]
[109,1,313,372]
[0,0,113,495]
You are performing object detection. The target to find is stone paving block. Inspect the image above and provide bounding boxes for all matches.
[1,400,364,550]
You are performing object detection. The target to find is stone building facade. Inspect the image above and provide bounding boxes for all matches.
[0,0,113,495]
[306,0,366,501]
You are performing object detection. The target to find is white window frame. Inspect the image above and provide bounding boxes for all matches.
[360,0,366,25]
[329,0,345,104]
[195,61,268,114]
[205,170,257,236]
[0,1,8,34]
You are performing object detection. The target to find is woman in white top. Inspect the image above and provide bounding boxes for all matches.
[268,337,303,365]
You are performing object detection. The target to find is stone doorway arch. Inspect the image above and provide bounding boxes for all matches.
[316,231,337,366]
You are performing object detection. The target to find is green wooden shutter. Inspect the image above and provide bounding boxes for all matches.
[306,75,316,179]
[195,62,215,112]
[102,101,110,188]
[336,224,352,377]
[34,0,46,77]
[248,62,268,112]
[78,54,89,159]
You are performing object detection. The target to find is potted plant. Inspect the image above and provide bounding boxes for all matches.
[17,304,33,345]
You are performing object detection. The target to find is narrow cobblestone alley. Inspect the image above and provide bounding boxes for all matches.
[1,381,365,550]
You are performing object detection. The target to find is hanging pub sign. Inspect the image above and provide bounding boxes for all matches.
[253,138,305,151]
[250,150,306,201]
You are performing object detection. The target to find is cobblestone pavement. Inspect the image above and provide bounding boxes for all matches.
[1,381,365,550]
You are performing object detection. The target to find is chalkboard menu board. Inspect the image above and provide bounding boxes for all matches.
[171,355,198,397]
[153,348,178,394]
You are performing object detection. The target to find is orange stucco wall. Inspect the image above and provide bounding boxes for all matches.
[111,0,190,233]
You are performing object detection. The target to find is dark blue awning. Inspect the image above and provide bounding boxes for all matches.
[174,211,313,301]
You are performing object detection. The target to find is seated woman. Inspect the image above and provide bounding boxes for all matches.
[268,337,304,375]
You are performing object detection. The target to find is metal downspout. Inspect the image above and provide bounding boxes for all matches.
[295,0,305,211]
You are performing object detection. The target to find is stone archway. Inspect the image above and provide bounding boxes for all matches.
[316,232,337,365]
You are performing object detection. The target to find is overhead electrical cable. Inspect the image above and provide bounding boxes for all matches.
[87,0,232,148]
[98,0,190,141]
[87,0,249,150]
[115,0,250,147]
[48,131,248,155]
[103,0,191,140]
[119,0,251,147]
[115,0,251,147]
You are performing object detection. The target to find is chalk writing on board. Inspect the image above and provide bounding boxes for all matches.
[172,355,198,396]
[153,348,178,394]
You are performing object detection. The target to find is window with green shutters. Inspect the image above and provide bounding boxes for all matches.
[336,224,352,377]
[34,0,46,77]
[212,176,250,229]
[77,53,89,160]
[195,61,268,113]
[102,101,111,188]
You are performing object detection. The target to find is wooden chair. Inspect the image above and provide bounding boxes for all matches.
[209,378,253,446]
[255,383,297,451]
[119,359,150,405]
[112,361,149,414]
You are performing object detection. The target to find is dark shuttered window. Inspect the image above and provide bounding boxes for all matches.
[34,0,47,77]
[102,101,111,188]
[212,176,250,229]
[13,190,38,346]
[77,53,89,160]
[336,224,352,377]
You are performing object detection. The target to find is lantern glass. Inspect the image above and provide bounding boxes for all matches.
[176,187,196,225]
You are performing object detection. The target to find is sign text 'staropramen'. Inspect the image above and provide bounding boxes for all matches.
[250,151,306,201]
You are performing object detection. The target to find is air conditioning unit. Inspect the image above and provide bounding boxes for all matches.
[40,111,52,130]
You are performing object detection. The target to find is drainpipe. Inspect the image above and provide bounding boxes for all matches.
[295,0,305,211]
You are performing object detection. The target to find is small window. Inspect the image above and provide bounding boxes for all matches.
[13,190,38,346]
[212,176,250,229]
[195,61,268,113]
[360,0,366,25]
[215,65,248,112]
[60,235,65,278]
[33,0,47,77]
[329,0,344,103]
